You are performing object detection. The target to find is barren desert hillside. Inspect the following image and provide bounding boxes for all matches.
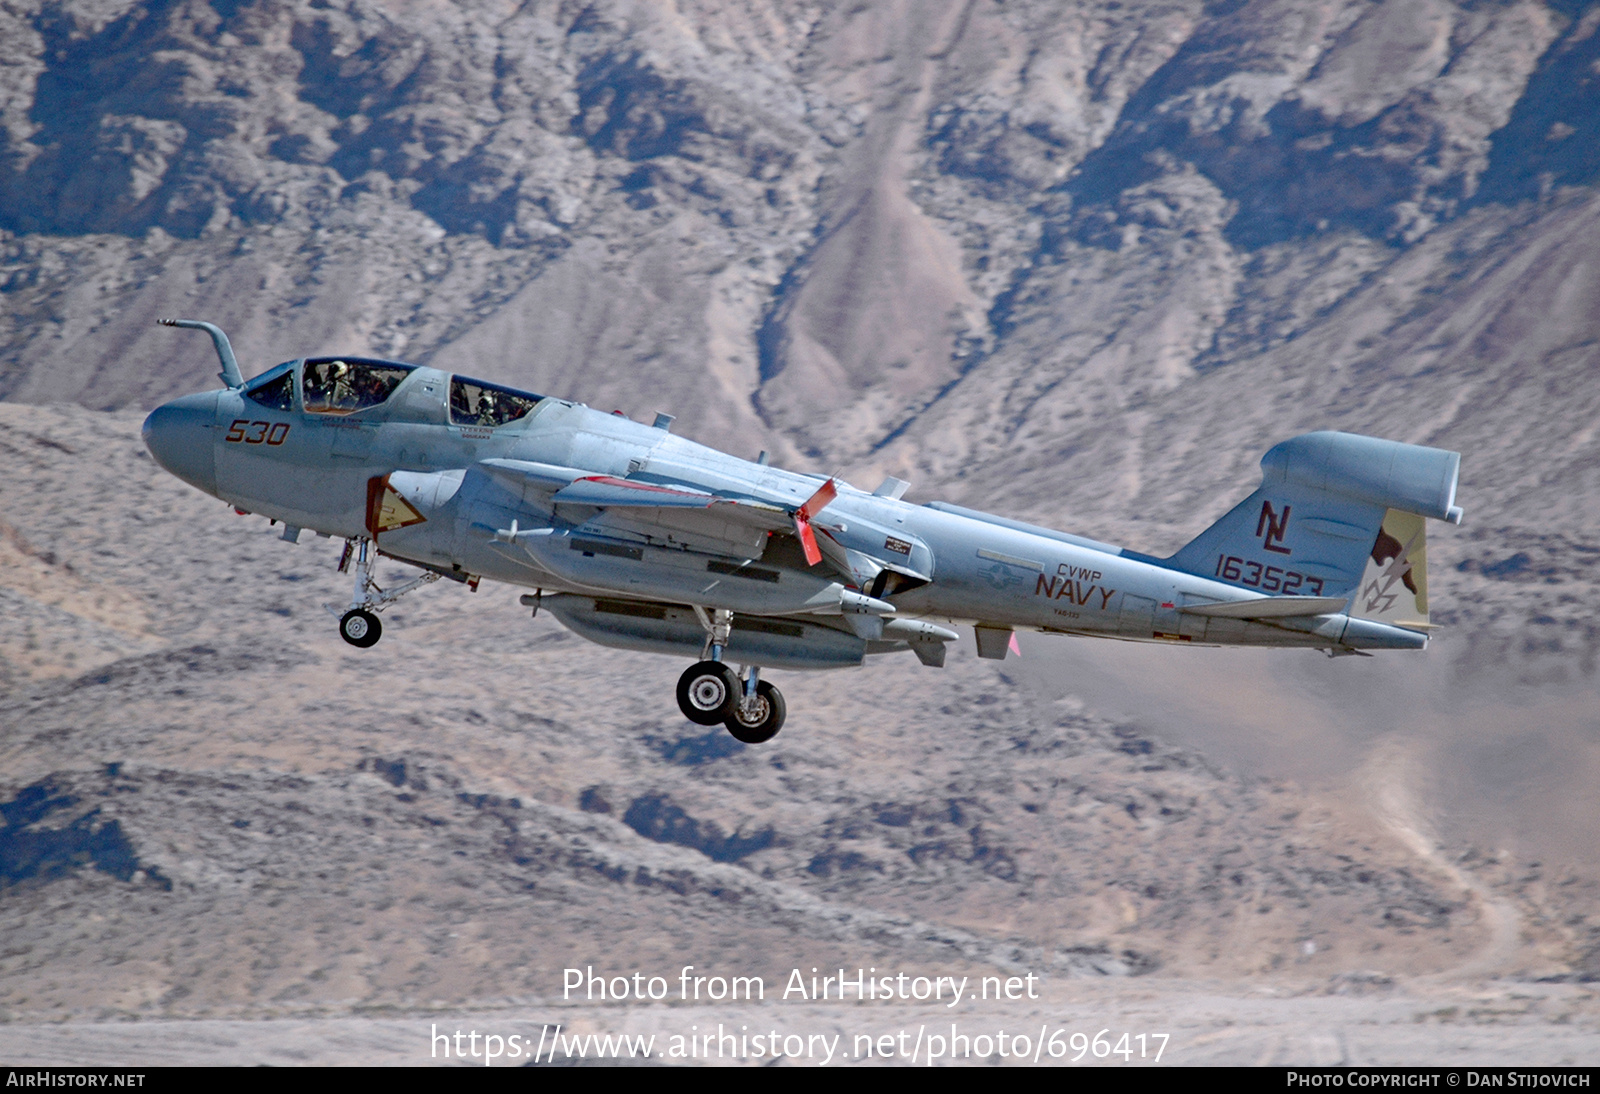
[0,0,1597,1065]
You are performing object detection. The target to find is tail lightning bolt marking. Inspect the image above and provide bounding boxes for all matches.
[1363,527,1422,615]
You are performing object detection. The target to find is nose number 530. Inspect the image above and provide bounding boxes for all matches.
[225,419,290,445]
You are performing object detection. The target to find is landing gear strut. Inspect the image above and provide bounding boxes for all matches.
[680,608,787,743]
[329,537,439,648]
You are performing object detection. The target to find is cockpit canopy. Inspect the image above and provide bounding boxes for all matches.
[240,357,545,427]
[450,375,541,427]
[243,362,295,411]
[302,357,414,415]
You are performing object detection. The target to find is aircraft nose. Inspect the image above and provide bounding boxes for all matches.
[142,391,220,495]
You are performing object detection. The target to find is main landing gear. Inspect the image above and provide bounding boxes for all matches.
[676,608,787,744]
[329,537,440,648]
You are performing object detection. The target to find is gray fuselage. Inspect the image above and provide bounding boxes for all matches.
[142,359,1429,661]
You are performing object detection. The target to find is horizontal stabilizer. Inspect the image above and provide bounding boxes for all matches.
[1181,595,1349,619]
[1263,432,1462,523]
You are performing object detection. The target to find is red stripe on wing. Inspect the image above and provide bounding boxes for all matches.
[575,476,708,498]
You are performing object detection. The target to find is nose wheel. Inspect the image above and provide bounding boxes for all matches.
[339,608,382,648]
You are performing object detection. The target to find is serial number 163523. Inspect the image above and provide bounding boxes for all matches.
[1214,555,1325,595]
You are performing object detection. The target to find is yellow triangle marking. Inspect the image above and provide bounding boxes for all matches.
[375,485,425,534]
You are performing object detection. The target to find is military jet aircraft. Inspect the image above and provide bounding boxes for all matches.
[142,319,1463,744]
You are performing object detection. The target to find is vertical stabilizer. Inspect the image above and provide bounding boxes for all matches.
[1164,432,1461,605]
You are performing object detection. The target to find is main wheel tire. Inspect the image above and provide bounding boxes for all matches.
[676,661,741,725]
[339,608,382,648]
[724,680,785,744]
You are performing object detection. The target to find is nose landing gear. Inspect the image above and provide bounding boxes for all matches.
[328,537,441,647]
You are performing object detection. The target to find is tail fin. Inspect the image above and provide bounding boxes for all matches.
[1165,432,1461,608]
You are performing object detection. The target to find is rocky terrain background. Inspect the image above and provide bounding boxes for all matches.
[2,0,1596,664]
[0,404,1595,1064]
[0,0,1597,1064]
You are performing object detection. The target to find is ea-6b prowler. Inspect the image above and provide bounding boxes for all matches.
[143,319,1463,744]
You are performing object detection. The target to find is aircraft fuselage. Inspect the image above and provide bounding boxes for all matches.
[143,359,1431,660]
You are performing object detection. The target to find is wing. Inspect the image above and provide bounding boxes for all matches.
[478,458,804,532]
[551,475,719,509]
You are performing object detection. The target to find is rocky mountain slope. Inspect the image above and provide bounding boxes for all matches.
[1,0,1595,669]
[1,404,1593,1025]
[0,0,1597,1059]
